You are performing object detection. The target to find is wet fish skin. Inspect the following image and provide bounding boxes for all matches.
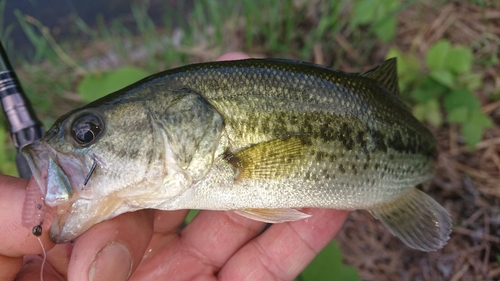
[22,58,450,251]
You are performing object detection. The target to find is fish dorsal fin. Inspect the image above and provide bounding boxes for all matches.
[370,187,451,251]
[224,136,309,181]
[235,208,311,223]
[361,58,400,97]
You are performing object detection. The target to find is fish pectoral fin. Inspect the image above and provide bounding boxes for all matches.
[369,187,451,252]
[226,136,309,181]
[235,208,311,223]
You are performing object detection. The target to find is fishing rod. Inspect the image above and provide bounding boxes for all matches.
[0,41,44,179]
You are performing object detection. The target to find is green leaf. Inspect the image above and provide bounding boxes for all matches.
[300,241,360,281]
[411,77,448,104]
[78,74,106,103]
[447,107,469,123]
[461,109,492,149]
[381,0,399,11]
[350,0,377,27]
[443,88,480,112]
[412,88,434,104]
[459,72,483,91]
[412,99,442,127]
[418,77,449,97]
[447,46,473,74]
[430,69,455,89]
[105,67,150,92]
[412,103,427,122]
[400,54,420,78]
[469,109,493,129]
[461,122,483,149]
[78,67,150,103]
[426,40,451,71]
[374,16,396,43]
[386,48,403,66]
[425,99,442,127]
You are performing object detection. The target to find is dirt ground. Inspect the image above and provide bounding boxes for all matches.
[334,2,500,280]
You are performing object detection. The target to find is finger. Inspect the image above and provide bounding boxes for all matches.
[15,255,63,281]
[130,211,266,280]
[67,210,154,281]
[45,243,73,278]
[218,208,349,280]
[0,255,22,281]
[180,211,266,268]
[133,209,188,266]
[152,209,189,234]
[138,209,188,261]
[216,52,250,61]
[0,175,55,257]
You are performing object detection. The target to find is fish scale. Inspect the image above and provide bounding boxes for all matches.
[161,59,439,231]
[22,58,450,251]
[182,62,430,155]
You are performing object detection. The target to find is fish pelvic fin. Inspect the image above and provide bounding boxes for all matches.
[224,136,309,181]
[361,58,400,97]
[370,187,451,252]
[235,208,311,223]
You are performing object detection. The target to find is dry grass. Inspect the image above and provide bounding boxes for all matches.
[335,1,500,280]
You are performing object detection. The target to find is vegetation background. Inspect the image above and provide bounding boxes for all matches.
[0,0,499,280]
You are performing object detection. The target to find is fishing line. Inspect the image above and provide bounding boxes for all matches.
[37,236,46,281]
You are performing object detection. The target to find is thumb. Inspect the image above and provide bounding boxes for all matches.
[67,209,154,281]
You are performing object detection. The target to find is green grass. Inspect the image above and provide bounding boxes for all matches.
[0,0,14,51]
[0,123,17,176]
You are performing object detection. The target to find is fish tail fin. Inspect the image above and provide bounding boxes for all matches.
[370,187,451,251]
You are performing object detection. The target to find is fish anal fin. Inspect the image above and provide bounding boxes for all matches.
[370,187,451,252]
[225,136,309,181]
[235,208,311,223]
[361,58,400,97]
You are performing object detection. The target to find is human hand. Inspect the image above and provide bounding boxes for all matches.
[0,52,349,281]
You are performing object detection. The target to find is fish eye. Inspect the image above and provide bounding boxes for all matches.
[71,113,103,146]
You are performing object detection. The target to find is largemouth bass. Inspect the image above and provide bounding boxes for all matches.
[22,58,451,251]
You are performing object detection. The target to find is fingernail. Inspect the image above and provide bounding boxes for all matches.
[89,242,133,281]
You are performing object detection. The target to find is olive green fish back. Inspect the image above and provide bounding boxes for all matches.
[145,59,437,208]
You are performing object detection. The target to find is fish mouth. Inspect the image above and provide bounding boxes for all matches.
[22,141,92,243]
[48,200,89,243]
[22,141,75,206]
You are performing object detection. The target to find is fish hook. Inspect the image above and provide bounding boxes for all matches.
[83,155,98,188]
